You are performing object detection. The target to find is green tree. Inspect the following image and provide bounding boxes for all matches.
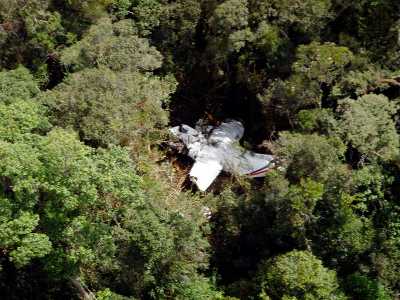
[274,178,324,245]
[257,250,347,299]
[61,18,163,72]
[53,17,176,147]
[42,67,175,146]
[311,167,376,265]
[112,0,163,35]
[336,94,399,161]
[259,42,354,120]
[0,122,216,298]
[0,207,52,267]
[0,67,52,268]
[0,64,217,297]
[344,273,391,300]
[249,0,332,38]
[0,0,67,72]
[370,206,400,293]
[0,141,53,268]
[275,132,345,182]
[0,66,40,103]
[332,0,399,68]
[293,42,354,86]
[65,0,113,20]
[296,108,337,134]
[0,99,50,142]
[1,0,399,298]
[153,0,202,72]
[332,66,394,99]
[206,0,252,64]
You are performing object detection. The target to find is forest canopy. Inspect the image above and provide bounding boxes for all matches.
[0,0,399,299]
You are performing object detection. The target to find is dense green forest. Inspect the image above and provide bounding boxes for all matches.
[0,0,399,299]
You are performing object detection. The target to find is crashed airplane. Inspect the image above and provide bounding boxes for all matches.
[170,119,277,191]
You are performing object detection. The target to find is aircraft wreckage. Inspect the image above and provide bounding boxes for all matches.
[170,119,277,191]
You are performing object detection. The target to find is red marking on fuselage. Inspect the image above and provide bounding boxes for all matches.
[247,165,270,176]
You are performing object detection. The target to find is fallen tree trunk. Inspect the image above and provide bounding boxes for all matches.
[70,278,96,300]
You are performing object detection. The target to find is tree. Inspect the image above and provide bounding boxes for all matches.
[64,0,113,21]
[274,132,345,183]
[0,208,52,267]
[251,22,285,58]
[0,66,217,298]
[293,42,354,86]
[249,0,332,39]
[42,67,175,146]
[0,139,53,268]
[332,0,400,68]
[332,66,395,99]
[310,166,376,267]
[258,42,354,120]
[61,18,163,72]
[273,178,324,246]
[257,250,347,299]
[336,94,399,161]
[0,0,67,72]
[206,0,252,64]
[369,205,400,293]
[274,131,377,263]
[52,17,176,147]
[0,66,211,299]
[0,99,50,142]
[0,66,39,104]
[0,67,51,269]
[344,273,391,300]
[152,0,202,72]
[0,121,217,298]
[1,0,400,298]
[296,108,337,134]
[111,0,163,35]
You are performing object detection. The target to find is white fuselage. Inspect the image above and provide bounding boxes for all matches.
[171,121,275,178]
[169,119,276,190]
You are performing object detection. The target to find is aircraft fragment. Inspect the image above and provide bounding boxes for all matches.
[169,119,277,191]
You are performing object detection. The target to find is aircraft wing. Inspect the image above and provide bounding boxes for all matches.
[209,120,244,144]
[189,158,223,191]
[169,124,203,148]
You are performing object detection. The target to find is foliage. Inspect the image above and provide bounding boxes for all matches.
[293,42,354,86]
[0,99,50,142]
[296,109,337,134]
[249,0,332,38]
[206,0,252,64]
[0,121,215,298]
[0,66,40,103]
[65,0,113,20]
[336,94,399,161]
[61,18,163,72]
[259,42,354,119]
[1,0,400,299]
[275,132,345,182]
[309,167,376,267]
[275,179,324,243]
[257,250,346,300]
[42,67,175,146]
[252,22,284,58]
[0,202,52,267]
[0,65,213,299]
[344,273,391,300]
[153,0,202,71]
[332,67,394,98]
[0,0,67,72]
